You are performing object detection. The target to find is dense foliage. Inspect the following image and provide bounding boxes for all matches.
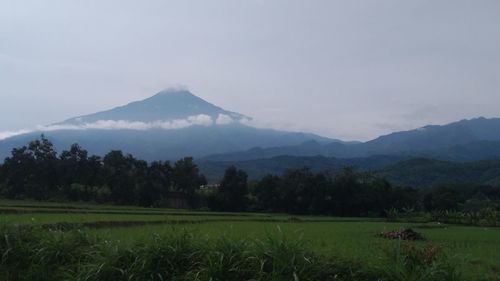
[1,137,499,216]
[198,155,500,186]
[251,168,417,216]
[0,136,206,207]
[380,158,500,187]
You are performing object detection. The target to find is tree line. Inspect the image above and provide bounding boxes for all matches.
[0,136,499,216]
[0,136,206,207]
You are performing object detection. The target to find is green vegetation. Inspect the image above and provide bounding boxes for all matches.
[199,155,500,187]
[1,200,500,280]
[380,158,500,188]
[1,137,500,218]
[1,137,500,280]
[0,222,475,281]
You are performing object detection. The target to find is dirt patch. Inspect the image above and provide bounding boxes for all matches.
[379,228,425,241]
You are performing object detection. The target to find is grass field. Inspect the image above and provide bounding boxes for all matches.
[1,200,499,280]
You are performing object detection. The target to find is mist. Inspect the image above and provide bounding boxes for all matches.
[1,0,500,140]
[0,114,239,140]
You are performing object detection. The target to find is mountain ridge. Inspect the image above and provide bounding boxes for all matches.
[198,155,500,187]
[0,89,335,161]
[203,117,500,162]
[1,89,500,163]
[61,89,250,125]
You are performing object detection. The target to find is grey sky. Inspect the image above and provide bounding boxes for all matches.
[1,0,499,141]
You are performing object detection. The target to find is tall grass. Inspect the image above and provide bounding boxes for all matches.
[0,224,467,281]
[382,241,463,281]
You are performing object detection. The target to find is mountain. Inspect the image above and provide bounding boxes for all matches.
[61,89,249,125]
[360,117,500,156]
[2,88,500,163]
[0,89,334,161]
[202,117,500,162]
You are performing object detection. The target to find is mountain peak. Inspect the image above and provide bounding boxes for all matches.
[62,89,250,125]
[153,88,196,97]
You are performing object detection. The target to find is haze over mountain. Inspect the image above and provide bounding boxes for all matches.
[204,117,500,162]
[1,89,500,164]
[61,89,250,125]
[0,89,334,161]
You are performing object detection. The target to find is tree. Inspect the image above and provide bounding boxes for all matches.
[59,144,90,200]
[1,135,58,200]
[424,186,462,211]
[329,167,363,216]
[1,146,34,198]
[215,166,248,211]
[84,155,104,198]
[172,157,205,206]
[103,150,137,204]
[253,175,281,211]
[137,161,172,206]
[29,135,59,199]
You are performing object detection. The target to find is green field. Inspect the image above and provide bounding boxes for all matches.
[1,200,499,280]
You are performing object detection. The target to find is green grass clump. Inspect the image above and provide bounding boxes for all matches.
[0,224,469,281]
[382,242,463,281]
[0,225,98,280]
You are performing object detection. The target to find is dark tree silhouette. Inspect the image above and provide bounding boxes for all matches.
[0,136,498,215]
[215,166,248,211]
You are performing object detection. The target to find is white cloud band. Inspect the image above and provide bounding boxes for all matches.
[0,114,240,140]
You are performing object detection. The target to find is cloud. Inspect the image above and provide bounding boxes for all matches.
[60,114,215,130]
[0,129,32,140]
[0,114,248,141]
[215,114,234,125]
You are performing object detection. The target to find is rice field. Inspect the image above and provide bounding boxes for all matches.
[1,200,499,280]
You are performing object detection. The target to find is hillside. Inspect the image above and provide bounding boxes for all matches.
[198,155,408,182]
[199,156,500,188]
[380,158,500,188]
[203,117,500,162]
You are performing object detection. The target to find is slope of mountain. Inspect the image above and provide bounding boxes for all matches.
[0,125,334,161]
[361,117,500,154]
[202,117,500,161]
[2,88,500,163]
[379,158,500,188]
[62,89,249,124]
[0,89,334,161]
[201,140,345,162]
[198,156,500,187]
[198,155,408,182]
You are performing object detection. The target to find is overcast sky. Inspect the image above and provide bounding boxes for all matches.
[1,0,499,141]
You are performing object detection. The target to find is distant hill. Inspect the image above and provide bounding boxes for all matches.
[360,117,500,156]
[200,140,353,162]
[198,155,409,182]
[199,156,500,188]
[203,117,500,162]
[379,158,500,188]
